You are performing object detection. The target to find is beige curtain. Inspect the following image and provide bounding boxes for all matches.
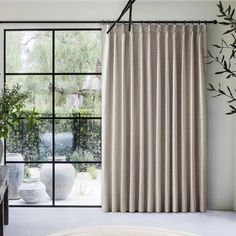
[102,24,207,213]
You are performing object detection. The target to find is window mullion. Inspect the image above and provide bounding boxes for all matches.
[52,30,55,206]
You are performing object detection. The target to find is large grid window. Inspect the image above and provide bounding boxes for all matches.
[4,28,102,207]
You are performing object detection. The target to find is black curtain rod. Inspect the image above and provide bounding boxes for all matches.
[0,20,217,24]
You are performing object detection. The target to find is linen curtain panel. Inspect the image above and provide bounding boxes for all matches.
[102,24,207,213]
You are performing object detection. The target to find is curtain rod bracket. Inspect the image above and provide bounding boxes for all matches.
[107,0,136,34]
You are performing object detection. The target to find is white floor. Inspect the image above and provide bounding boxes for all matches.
[5,208,236,236]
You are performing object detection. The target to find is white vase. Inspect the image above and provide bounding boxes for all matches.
[40,156,76,200]
[18,178,46,204]
[6,153,24,200]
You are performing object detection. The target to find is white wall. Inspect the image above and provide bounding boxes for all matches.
[0,0,235,210]
[0,1,230,21]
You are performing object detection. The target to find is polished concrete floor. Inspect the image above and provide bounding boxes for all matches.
[5,208,236,236]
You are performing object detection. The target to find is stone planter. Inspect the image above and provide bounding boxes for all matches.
[6,153,24,200]
[18,178,46,204]
[40,156,76,200]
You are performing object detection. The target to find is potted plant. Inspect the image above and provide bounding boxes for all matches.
[0,84,38,199]
[69,149,96,197]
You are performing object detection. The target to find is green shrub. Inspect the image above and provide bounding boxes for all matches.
[24,165,31,179]
[88,165,98,179]
[69,149,94,172]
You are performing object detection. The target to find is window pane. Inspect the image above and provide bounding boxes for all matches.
[6,119,53,162]
[54,119,73,157]
[78,119,101,162]
[55,75,101,117]
[55,163,101,206]
[55,119,101,162]
[6,31,52,73]
[8,163,52,206]
[6,75,52,116]
[55,31,101,73]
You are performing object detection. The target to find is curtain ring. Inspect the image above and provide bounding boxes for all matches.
[139,23,143,32]
[148,22,151,32]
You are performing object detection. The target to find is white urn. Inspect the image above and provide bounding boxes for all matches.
[6,153,24,199]
[18,178,46,204]
[40,156,76,200]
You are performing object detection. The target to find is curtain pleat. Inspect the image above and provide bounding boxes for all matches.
[102,24,207,212]
[180,25,188,212]
[129,27,136,213]
[155,25,162,212]
[172,25,178,212]
[120,26,127,212]
[197,26,207,212]
[189,26,197,212]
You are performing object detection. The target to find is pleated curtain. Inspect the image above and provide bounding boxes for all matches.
[102,24,207,213]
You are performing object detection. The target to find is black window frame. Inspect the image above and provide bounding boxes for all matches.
[3,27,102,208]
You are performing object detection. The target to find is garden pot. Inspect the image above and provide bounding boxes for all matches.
[6,153,24,200]
[18,178,46,204]
[40,156,76,200]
